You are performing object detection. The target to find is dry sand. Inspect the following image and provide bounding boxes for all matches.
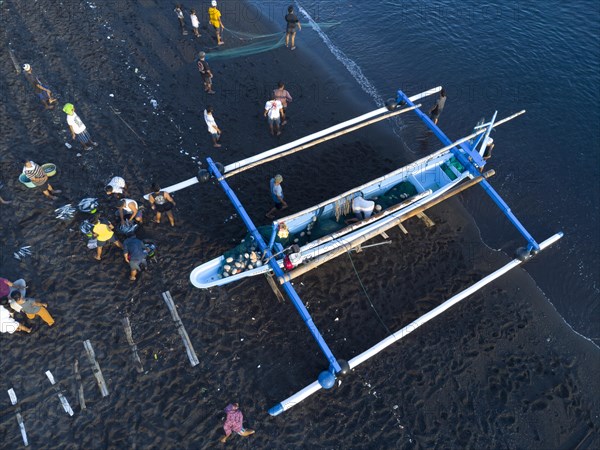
[0,1,598,449]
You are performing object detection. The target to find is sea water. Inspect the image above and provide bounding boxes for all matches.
[245,0,600,340]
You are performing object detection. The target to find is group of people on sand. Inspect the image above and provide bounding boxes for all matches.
[174,1,225,45]
[93,177,176,280]
[0,278,54,335]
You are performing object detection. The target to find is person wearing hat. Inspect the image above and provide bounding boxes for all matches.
[63,103,98,150]
[266,174,287,219]
[197,52,215,94]
[285,5,301,50]
[22,63,57,109]
[22,160,61,200]
[208,0,225,46]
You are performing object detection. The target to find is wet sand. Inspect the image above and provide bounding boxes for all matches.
[0,1,598,449]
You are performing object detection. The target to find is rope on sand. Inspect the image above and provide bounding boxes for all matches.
[109,105,147,146]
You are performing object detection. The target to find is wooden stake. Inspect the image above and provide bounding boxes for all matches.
[122,317,144,373]
[73,359,86,411]
[416,212,435,227]
[45,370,74,416]
[162,291,200,367]
[7,388,28,446]
[83,340,109,397]
[264,274,285,303]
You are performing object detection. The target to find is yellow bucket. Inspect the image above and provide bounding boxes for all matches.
[42,163,57,177]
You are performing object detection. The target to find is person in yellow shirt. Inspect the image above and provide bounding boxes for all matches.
[92,215,123,260]
[208,0,224,46]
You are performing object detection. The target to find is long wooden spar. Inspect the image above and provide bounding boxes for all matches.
[144,87,442,199]
[278,170,495,285]
[269,231,564,416]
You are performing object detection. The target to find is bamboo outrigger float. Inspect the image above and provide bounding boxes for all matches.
[159,87,563,416]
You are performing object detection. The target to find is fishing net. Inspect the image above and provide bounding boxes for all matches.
[374,181,418,209]
[206,22,340,61]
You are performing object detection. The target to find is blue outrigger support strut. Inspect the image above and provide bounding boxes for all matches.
[206,158,342,374]
[396,90,540,251]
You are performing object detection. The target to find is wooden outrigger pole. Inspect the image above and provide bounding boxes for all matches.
[144,87,441,199]
[268,232,563,415]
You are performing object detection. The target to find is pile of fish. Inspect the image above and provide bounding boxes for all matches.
[77,197,98,213]
[55,204,77,220]
[119,220,138,235]
[13,246,32,260]
[221,250,264,278]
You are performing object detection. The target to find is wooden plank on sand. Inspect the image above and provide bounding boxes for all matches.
[44,370,74,416]
[83,340,109,397]
[264,274,285,303]
[122,317,144,373]
[7,388,29,447]
[161,291,200,367]
[73,359,86,410]
[416,212,435,227]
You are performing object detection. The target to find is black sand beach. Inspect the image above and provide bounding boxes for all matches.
[1,1,598,449]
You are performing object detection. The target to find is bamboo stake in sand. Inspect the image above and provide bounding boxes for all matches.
[83,340,109,397]
[73,359,86,411]
[44,370,74,416]
[122,317,144,373]
[162,291,200,367]
[7,388,29,447]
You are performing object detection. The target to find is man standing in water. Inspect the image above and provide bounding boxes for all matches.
[428,88,447,125]
[285,5,301,50]
[208,0,225,46]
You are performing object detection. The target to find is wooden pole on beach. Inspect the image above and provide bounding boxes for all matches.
[44,371,74,416]
[73,359,86,411]
[83,340,110,397]
[222,104,421,178]
[269,231,564,415]
[122,317,144,373]
[7,388,29,447]
[279,171,495,284]
[162,291,200,367]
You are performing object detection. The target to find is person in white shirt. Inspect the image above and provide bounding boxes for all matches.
[190,9,201,37]
[117,198,143,225]
[105,176,127,197]
[63,103,98,150]
[204,106,222,147]
[264,96,284,136]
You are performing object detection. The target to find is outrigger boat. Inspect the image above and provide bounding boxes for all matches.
[157,87,563,416]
